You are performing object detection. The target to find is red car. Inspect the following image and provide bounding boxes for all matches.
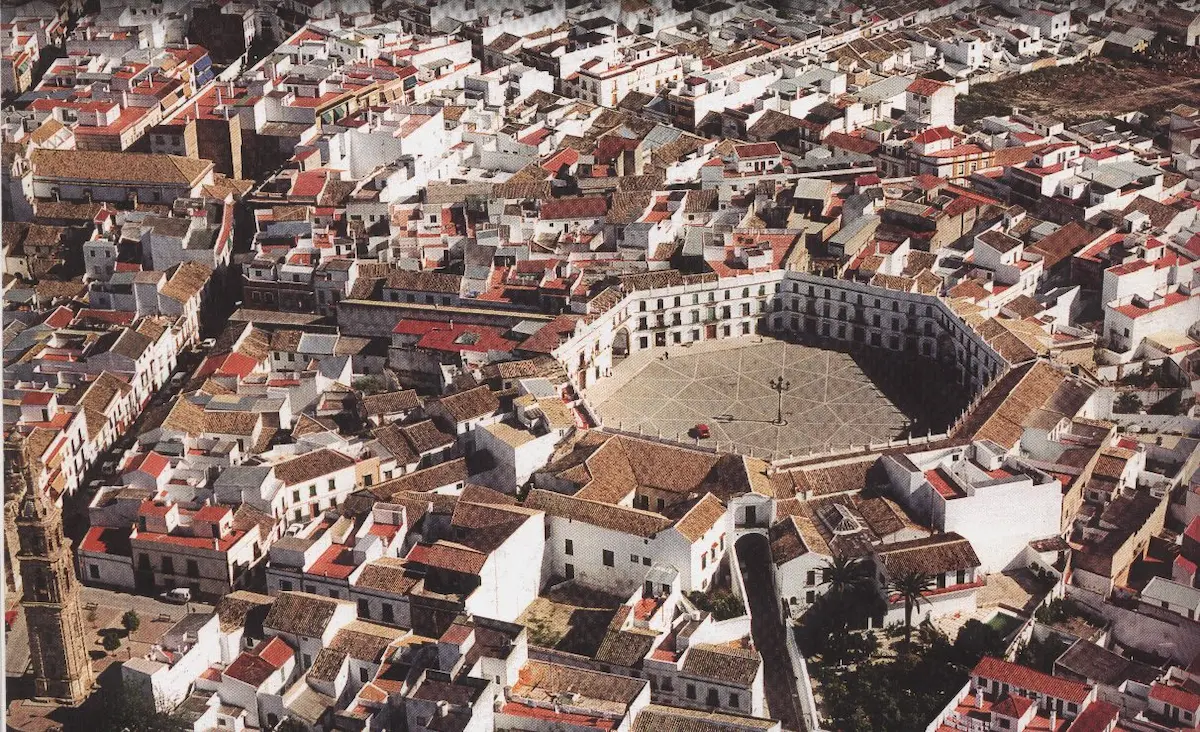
[693,423,711,439]
[5,609,17,632]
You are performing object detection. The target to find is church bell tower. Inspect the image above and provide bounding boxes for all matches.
[16,488,94,704]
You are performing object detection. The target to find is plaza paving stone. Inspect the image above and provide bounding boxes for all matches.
[590,339,910,460]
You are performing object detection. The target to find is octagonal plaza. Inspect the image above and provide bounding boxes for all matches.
[585,337,912,461]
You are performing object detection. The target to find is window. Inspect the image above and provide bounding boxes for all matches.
[729,693,740,708]
[302,653,312,668]
[360,667,369,682]
[706,689,719,706]
[565,539,573,556]
[603,550,614,567]
[89,564,100,579]
[328,478,336,492]
[357,599,369,617]
[686,684,696,700]
[565,564,575,580]
[292,490,301,503]
[186,559,199,578]
[162,557,174,575]
[309,485,317,497]
[381,603,394,623]
[280,580,293,591]
[701,554,707,570]
[807,570,817,586]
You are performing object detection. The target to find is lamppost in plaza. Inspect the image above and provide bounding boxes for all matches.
[769,375,791,426]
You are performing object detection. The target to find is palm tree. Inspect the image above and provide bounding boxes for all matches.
[819,556,873,603]
[887,570,935,647]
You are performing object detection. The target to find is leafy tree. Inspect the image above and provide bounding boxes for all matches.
[953,619,1006,665]
[1114,392,1142,414]
[886,571,935,647]
[686,590,744,620]
[352,375,391,396]
[101,632,121,652]
[97,681,188,732]
[122,609,140,634]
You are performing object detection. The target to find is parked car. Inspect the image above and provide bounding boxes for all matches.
[160,588,191,604]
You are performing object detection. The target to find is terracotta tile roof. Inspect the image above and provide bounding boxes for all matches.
[512,661,647,707]
[407,540,487,575]
[877,532,980,577]
[632,704,779,732]
[525,489,671,537]
[370,458,467,499]
[673,493,726,543]
[264,591,341,638]
[384,269,462,295]
[1149,682,1200,712]
[160,261,211,304]
[77,371,131,415]
[273,448,356,486]
[30,148,213,186]
[361,389,419,416]
[214,590,274,633]
[430,385,499,423]
[354,556,419,595]
[681,643,761,686]
[539,196,608,220]
[973,657,1092,705]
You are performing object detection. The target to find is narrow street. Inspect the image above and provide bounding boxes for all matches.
[61,347,203,544]
[737,534,807,732]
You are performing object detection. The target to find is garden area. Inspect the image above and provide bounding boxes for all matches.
[795,558,1010,732]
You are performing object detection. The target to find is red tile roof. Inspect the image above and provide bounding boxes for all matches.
[973,657,1092,705]
[907,77,949,96]
[256,636,295,667]
[1150,682,1200,712]
[539,196,608,220]
[128,451,170,478]
[734,142,781,159]
[992,693,1034,718]
[1065,700,1119,732]
[407,542,486,575]
[21,391,54,406]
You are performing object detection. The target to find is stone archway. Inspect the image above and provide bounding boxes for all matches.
[612,327,630,363]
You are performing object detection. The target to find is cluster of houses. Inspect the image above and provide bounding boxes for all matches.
[5,0,1200,730]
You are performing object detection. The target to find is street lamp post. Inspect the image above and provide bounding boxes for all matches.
[769,376,791,426]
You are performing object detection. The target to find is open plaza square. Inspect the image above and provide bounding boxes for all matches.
[587,338,913,460]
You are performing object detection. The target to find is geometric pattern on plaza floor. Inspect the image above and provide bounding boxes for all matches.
[590,339,911,461]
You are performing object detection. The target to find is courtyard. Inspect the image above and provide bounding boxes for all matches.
[588,338,912,460]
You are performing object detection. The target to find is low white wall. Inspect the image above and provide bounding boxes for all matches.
[785,620,823,732]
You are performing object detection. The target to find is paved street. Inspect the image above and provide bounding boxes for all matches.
[5,586,213,679]
[591,339,909,460]
[738,534,806,732]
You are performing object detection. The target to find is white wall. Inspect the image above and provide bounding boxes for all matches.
[466,513,545,623]
[941,477,1063,573]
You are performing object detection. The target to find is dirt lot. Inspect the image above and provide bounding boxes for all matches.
[957,54,1200,124]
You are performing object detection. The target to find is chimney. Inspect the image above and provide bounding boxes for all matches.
[1049,709,1056,728]
[975,687,983,709]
